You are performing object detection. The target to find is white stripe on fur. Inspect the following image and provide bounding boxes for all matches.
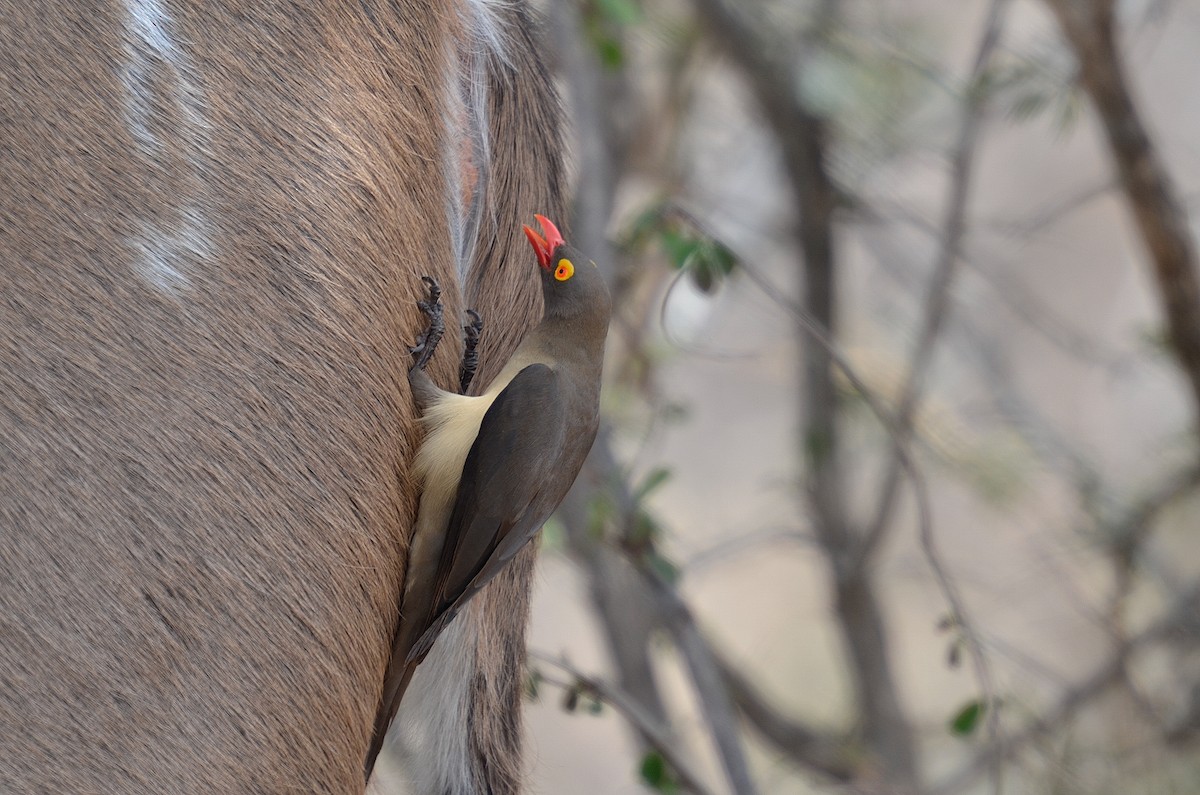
[119,0,213,296]
[443,0,513,284]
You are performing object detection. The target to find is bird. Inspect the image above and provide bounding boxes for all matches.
[365,215,611,777]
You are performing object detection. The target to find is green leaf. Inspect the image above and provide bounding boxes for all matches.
[804,427,834,468]
[596,0,641,26]
[634,467,672,502]
[581,0,639,71]
[562,684,581,714]
[596,37,625,69]
[1138,324,1172,356]
[660,229,702,271]
[639,750,679,793]
[621,203,668,251]
[689,260,716,292]
[946,639,962,669]
[628,509,660,547]
[706,241,737,275]
[949,699,985,737]
[687,240,738,293]
[660,401,690,424]
[586,492,615,540]
[1054,89,1084,135]
[1008,90,1050,122]
[524,668,543,701]
[540,515,566,553]
[645,550,680,586]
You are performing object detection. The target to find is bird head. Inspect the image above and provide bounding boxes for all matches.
[522,215,611,327]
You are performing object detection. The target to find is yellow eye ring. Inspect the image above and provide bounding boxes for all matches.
[554,259,575,281]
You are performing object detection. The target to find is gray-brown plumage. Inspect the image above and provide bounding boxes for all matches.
[366,215,610,776]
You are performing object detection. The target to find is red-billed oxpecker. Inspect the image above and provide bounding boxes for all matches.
[367,216,610,778]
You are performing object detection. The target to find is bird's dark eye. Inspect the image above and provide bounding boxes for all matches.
[554,259,575,281]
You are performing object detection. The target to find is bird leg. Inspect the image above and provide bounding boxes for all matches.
[458,309,483,394]
[408,276,444,372]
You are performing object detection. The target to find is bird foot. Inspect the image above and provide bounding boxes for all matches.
[458,309,483,394]
[409,276,445,371]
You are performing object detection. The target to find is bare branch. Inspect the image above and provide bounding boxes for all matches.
[712,653,859,783]
[1107,459,1200,570]
[1102,461,1200,724]
[545,0,679,753]
[932,581,1200,795]
[683,526,812,574]
[561,429,884,788]
[630,547,761,795]
[863,0,1009,560]
[987,179,1115,237]
[1044,0,1200,426]
[855,5,1013,785]
[686,0,921,785]
[556,455,670,740]
[868,203,1138,373]
[562,430,762,795]
[529,652,722,795]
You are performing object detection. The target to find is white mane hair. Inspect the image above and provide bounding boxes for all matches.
[444,0,516,285]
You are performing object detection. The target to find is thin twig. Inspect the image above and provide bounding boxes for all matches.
[529,652,722,795]
[683,526,813,574]
[868,203,1138,373]
[858,3,1011,787]
[687,0,920,784]
[569,430,761,795]
[567,430,877,786]
[712,653,859,783]
[734,257,937,611]
[631,560,761,795]
[1103,459,1200,726]
[555,452,671,746]
[728,256,936,791]
[863,0,1009,561]
[1106,457,1200,560]
[932,581,1200,795]
[987,179,1114,236]
[658,265,765,360]
[546,0,684,755]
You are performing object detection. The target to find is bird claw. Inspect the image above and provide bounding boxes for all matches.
[408,279,485,391]
[409,276,445,371]
[458,309,484,394]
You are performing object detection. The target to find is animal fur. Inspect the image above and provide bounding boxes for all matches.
[0,0,563,792]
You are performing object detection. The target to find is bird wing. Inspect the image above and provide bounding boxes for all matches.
[406,362,566,663]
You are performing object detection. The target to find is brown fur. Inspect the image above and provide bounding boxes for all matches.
[460,9,568,792]
[0,1,562,792]
[416,3,566,790]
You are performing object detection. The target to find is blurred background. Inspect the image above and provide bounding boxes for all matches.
[511,0,1200,793]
